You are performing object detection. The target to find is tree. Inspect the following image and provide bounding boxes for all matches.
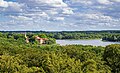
[81,59,97,73]
[103,44,120,73]
[0,55,31,73]
[38,34,47,38]
[45,38,56,45]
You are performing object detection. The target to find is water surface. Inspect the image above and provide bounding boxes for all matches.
[56,39,120,46]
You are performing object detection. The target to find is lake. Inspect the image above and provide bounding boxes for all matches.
[56,39,120,46]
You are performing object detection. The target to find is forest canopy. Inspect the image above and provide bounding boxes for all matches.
[0,31,120,73]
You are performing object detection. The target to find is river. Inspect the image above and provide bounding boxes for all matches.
[56,39,120,46]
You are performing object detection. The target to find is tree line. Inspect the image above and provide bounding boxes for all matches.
[102,34,120,42]
[0,30,120,41]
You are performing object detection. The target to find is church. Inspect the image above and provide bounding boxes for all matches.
[35,36,48,44]
[25,33,47,44]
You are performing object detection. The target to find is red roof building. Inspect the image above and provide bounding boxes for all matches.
[35,36,48,44]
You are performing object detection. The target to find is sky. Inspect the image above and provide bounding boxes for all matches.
[0,0,120,31]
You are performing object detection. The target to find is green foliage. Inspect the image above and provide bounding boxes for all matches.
[81,59,97,73]
[38,34,47,38]
[102,34,120,42]
[103,44,120,73]
[0,32,119,73]
[45,38,56,45]
[0,55,32,73]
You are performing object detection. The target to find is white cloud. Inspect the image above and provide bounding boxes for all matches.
[18,0,68,7]
[0,1,24,12]
[0,0,120,31]
[54,17,64,21]
[70,0,115,5]
[46,0,68,7]
[97,0,113,4]
[71,12,120,29]
[46,9,58,15]
[85,13,113,21]
[17,0,73,20]
[23,12,50,20]
[7,2,23,12]
[7,3,23,13]
[70,0,93,5]
[62,8,74,14]
[9,15,33,21]
[111,0,120,2]
[0,0,8,7]
[25,12,48,17]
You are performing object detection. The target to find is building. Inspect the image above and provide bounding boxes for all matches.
[35,36,48,44]
[25,33,29,43]
[24,34,47,44]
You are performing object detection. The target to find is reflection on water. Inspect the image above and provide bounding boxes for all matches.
[56,39,120,46]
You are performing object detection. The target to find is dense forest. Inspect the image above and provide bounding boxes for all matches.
[0,31,120,73]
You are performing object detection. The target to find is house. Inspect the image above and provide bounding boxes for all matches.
[35,36,48,44]
[24,33,47,44]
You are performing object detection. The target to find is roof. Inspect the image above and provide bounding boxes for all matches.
[35,36,48,40]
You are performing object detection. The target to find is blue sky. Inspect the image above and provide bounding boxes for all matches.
[0,0,120,31]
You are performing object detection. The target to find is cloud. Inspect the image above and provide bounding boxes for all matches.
[54,17,64,21]
[16,0,73,21]
[70,0,93,5]
[0,0,8,7]
[18,0,68,7]
[23,12,50,20]
[70,0,120,6]
[0,1,24,13]
[111,0,120,2]
[17,0,73,15]
[0,0,120,31]
[62,8,73,14]
[97,0,112,4]
[9,15,33,21]
[84,13,113,21]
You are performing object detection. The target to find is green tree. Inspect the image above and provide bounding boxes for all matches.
[81,59,97,73]
[103,44,120,73]
[39,34,47,38]
[45,38,56,45]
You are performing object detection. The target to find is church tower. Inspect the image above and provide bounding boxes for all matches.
[25,33,29,43]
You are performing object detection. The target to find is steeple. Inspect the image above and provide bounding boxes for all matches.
[25,32,27,39]
[25,32,29,43]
